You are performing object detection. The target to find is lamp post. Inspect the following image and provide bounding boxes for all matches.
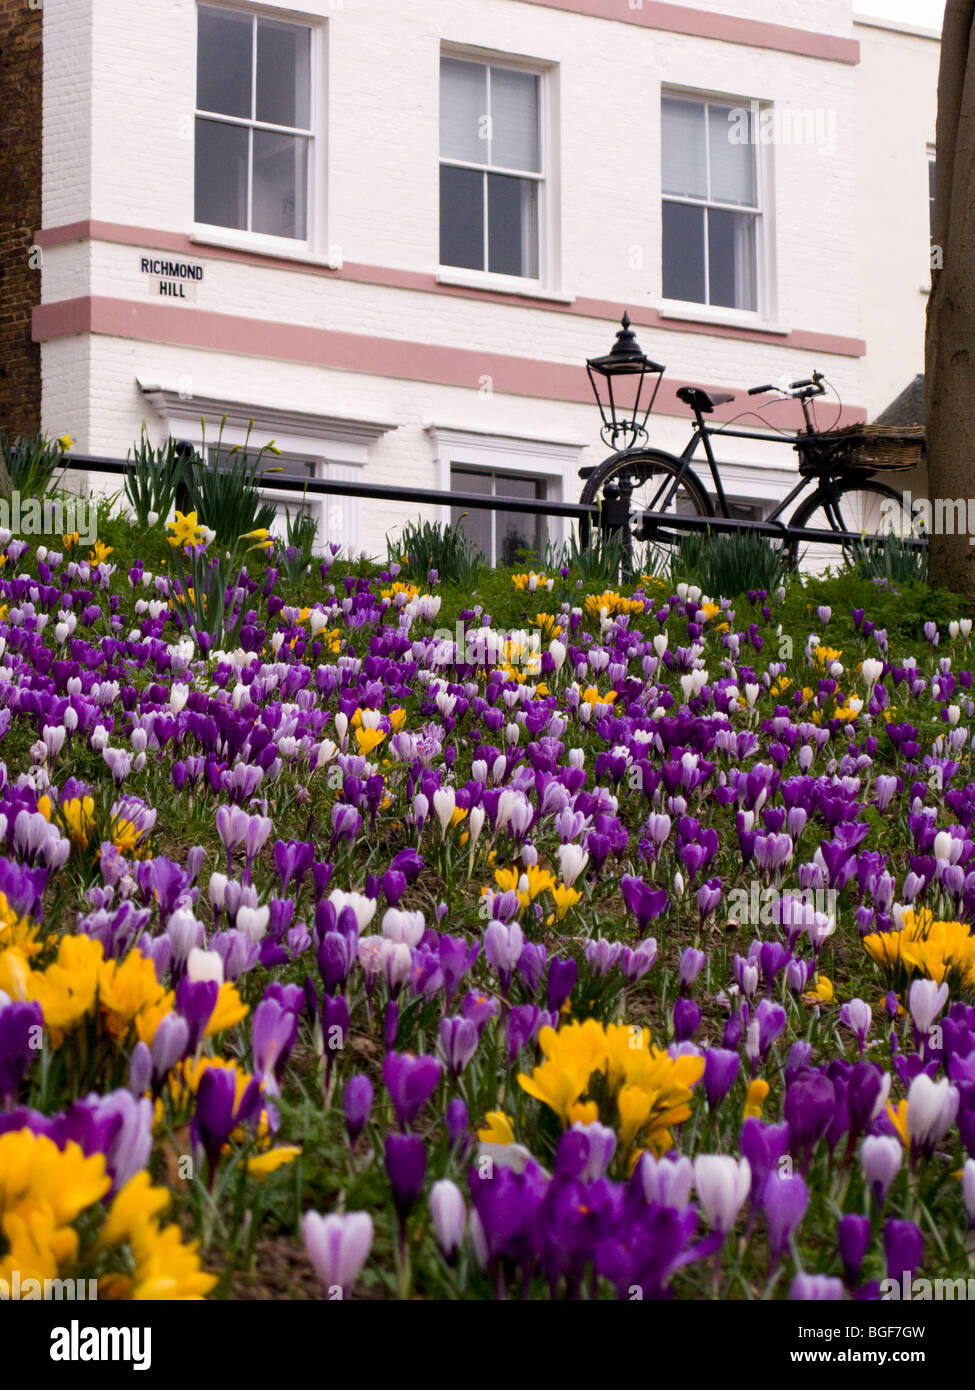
[582,314,665,573]
[585,312,665,452]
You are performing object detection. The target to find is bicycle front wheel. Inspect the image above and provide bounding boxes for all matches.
[787,476,921,572]
[579,449,712,580]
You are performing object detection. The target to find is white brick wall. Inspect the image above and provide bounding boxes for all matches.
[854,16,938,419]
[39,0,935,558]
[42,0,94,227]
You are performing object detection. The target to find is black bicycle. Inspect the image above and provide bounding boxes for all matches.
[578,370,923,573]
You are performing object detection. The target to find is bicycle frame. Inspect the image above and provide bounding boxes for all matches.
[645,394,854,524]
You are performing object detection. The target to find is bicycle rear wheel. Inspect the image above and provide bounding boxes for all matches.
[579,449,712,580]
[787,476,921,572]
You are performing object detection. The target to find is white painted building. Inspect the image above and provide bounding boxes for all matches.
[29,0,938,563]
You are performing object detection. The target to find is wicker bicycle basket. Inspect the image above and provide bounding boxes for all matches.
[810,422,925,472]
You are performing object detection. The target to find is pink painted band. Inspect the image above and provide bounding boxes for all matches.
[516,0,859,63]
[32,294,866,428]
[34,221,866,359]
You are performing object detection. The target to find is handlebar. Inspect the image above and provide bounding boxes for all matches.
[747,371,825,398]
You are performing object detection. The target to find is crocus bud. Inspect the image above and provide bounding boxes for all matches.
[693,1155,750,1234]
[429,1179,466,1259]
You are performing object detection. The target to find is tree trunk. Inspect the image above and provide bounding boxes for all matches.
[926,0,975,593]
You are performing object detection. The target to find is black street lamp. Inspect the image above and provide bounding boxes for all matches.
[586,312,665,452]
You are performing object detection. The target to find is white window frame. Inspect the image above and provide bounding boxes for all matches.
[427,425,586,562]
[192,3,326,260]
[138,384,396,555]
[437,45,561,297]
[658,89,771,327]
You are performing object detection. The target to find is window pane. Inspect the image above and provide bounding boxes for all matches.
[252,131,307,239]
[195,118,248,230]
[257,19,311,129]
[708,207,757,310]
[496,476,545,568]
[491,68,540,172]
[497,511,542,567]
[708,105,756,206]
[451,468,492,562]
[440,165,484,270]
[487,174,538,277]
[661,98,707,198]
[662,200,705,302]
[197,6,253,119]
[441,58,487,164]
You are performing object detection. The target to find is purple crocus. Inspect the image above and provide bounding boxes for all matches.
[343,1073,374,1146]
[837,1213,871,1285]
[704,1048,740,1111]
[191,1064,262,1181]
[761,1171,809,1267]
[382,1051,442,1130]
[0,999,43,1103]
[620,875,668,935]
[672,997,701,1042]
[385,1132,427,1218]
[884,1218,923,1286]
[438,1016,479,1077]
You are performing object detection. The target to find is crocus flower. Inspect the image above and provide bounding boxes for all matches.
[343,1074,373,1146]
[0,998,43,1102]
[191,1065,262,1180]
[884,1218,923,1285]
[839,998,872,1054]
[679,947,706,989]
[837,1213,871,1285]
[861,1134,902,1206]
[761,1171,809,1267]
[903,1073,958,1156]
[693,1155,750,1234]
[302,1211,373,1298]
[907,978,949,1041]
[703,1048,740,1111]
[483,920,524,996]
[429,1179,466,1259]
[382,1051,442,1130]
[438,1017,479,1077]
[385,1132,427,1218]
[784,1070,835,1159]
[790,1274,845,1300]
[446,1098,470,1156]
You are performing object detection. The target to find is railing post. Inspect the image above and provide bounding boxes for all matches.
[174,440,196,515]
[600,482,632,583]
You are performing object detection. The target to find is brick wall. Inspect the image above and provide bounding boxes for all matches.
[0,0,43,437]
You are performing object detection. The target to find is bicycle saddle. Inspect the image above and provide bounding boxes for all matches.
[676,386,735,412]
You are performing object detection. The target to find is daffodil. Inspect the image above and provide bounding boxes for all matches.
[166,510,206,549]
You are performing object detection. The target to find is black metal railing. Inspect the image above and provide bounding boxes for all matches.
[62,451,926,562]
